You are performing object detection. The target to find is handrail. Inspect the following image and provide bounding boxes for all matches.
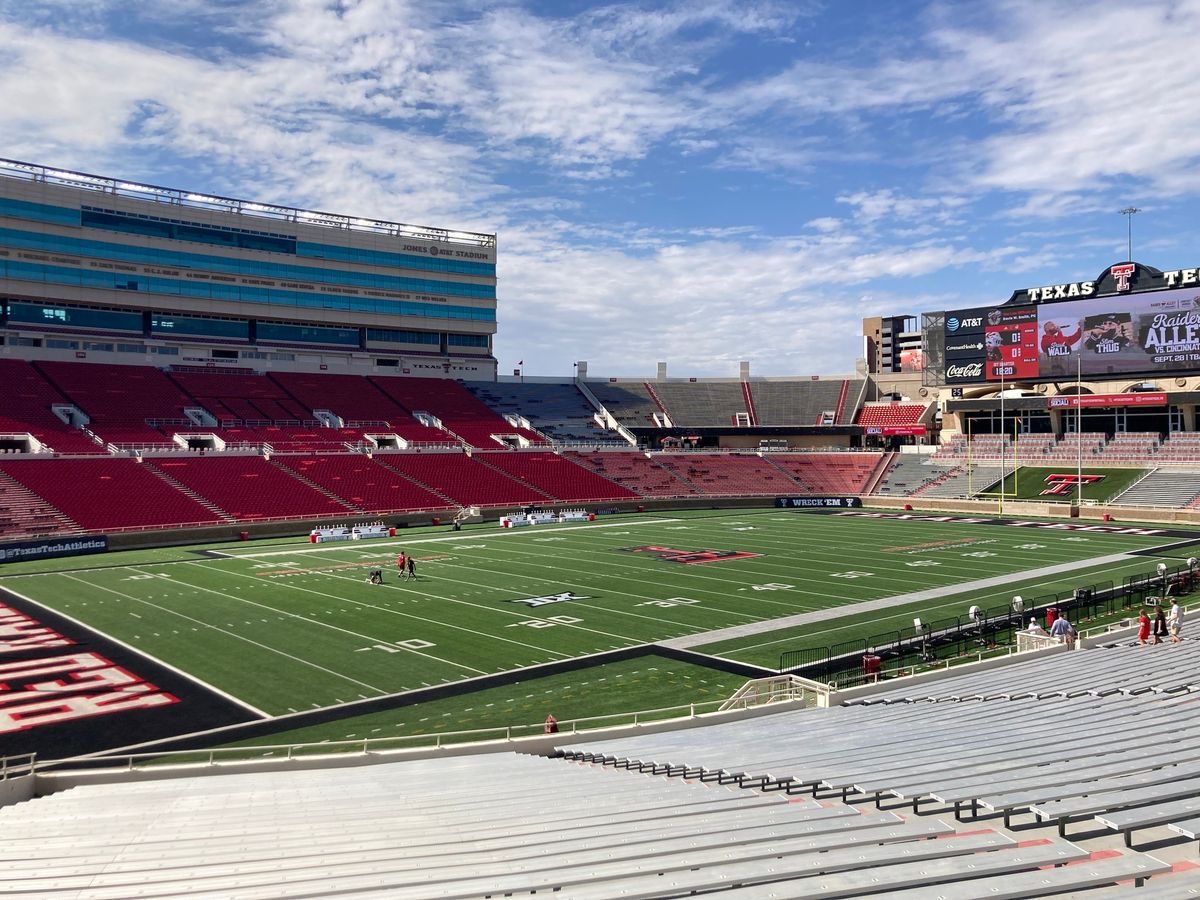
[0,753,36,780]
[44,695,798,773]
[720,674,822,710]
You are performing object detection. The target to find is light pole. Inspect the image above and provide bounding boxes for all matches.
[999,369,1005,515]
[1077,349,1083,507]
[1120,207,1141,262]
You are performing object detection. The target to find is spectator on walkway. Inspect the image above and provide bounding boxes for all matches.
[1050,613,1076,650]
[1154,606,1168,644]
[1138,608,1152,645]
[1168,598,1185,643]
[543,714,559,734]
[1027,618,1047,636]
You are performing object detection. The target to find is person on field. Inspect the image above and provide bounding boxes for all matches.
[406,556,416,579]
[396,552,406,574]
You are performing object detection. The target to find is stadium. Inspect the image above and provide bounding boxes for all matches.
[6,158,1200,896]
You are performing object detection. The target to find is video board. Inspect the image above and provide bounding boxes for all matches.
[944,282,1200,384]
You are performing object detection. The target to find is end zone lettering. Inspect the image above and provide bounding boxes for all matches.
[0,601,75,652]
[0,653,178,734]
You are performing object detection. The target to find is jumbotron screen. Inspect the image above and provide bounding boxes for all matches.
[944,283,1200,384]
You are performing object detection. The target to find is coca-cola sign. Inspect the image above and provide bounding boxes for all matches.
[945,362,984,382]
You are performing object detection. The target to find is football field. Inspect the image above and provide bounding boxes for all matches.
[2,508,1191,726]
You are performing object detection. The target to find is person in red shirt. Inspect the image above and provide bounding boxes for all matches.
[1041,320,1081,357]
[396,551,406,573]
[1041,320,1082,376]
[1138,608,1151,646]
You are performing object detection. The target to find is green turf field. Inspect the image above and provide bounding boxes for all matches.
[3,508,1191,736]
[210,655,741,755]
[978,466,1145,503]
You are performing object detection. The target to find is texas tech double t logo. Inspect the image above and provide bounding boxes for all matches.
[1040,473,1106,496]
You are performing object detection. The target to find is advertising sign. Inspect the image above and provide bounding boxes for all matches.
[775,497,863,508]
[941,267,1200,383]
[1036,287,1200,378]
[0,536,107,564]
[865,425,927,436]
[1047,392,1168,409]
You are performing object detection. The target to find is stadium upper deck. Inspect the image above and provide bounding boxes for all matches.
[0,159,497,378]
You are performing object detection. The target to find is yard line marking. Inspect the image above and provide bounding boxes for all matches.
[177,561,589,660]
[214,518,683,559]
[414,554,750,631]
[66,572,408,693]
[163,564,491,676]
[2,581,270,718]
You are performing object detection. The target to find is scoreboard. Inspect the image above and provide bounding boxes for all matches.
[985,307,1038,379]
[942,261,1200,384]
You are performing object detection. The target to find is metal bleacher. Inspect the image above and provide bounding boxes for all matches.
[1114,469,1200,508]
[13,639,1200,894]
[1,754,1016,899]
[649,381,750,427]
[548,639,1200,893]
[462,380,618,443]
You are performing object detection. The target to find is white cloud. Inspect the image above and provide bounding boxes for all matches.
[3,0,1197,379]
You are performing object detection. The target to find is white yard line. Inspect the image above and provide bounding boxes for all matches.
[167,563,492,676]
[186,560,648,652]
[64,573,403,697]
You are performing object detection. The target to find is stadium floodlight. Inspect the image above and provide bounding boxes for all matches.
[1120,207,1141,261]
[968,605,983,623]
[1189,557,1198,570]
[1157,563,1168,576]
[1012,595,1024,613]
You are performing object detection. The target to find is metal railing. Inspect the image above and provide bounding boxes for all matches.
[44,694,795,774]
[780,558,1200,690]
[1,753,36,780]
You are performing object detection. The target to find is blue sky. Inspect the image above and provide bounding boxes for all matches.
[1,0,1196,377]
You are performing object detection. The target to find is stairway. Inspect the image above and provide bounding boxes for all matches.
[265,459,363,513]
[141,462,238,523]
[369,457,459,508]
[0,470,84,538]
[471,456,557,501]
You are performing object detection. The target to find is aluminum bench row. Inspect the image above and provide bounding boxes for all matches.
[855,641,1200,705]
[1031,773,1200,840]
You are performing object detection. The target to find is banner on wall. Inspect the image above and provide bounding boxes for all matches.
[1047,392,1168,409]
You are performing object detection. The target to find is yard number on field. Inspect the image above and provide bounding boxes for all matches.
[508,615,583,629]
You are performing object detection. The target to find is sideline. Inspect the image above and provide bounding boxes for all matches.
[658,551,1143,650]
[211,517,683,559]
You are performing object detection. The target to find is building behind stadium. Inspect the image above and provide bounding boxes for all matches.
[0,158,497,379]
